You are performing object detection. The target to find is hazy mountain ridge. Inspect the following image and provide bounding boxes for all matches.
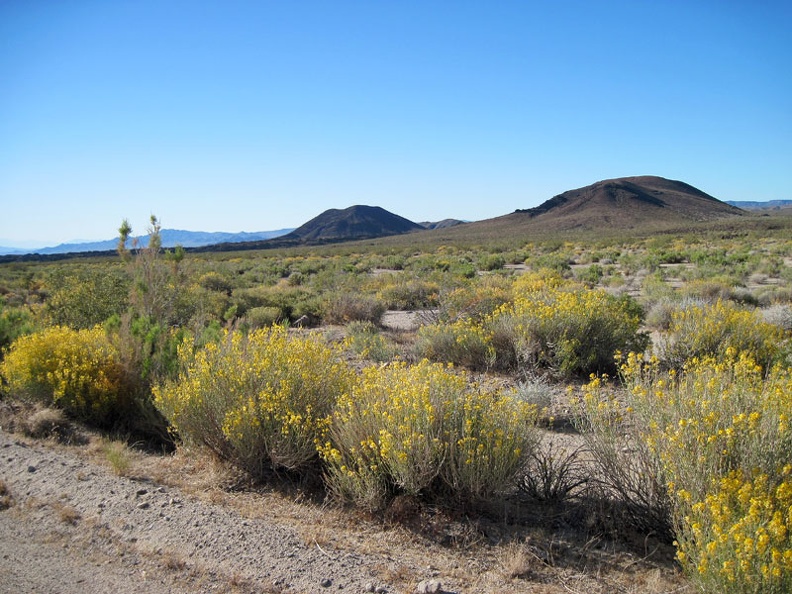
[0,228,295,256]
[726,200,792,210]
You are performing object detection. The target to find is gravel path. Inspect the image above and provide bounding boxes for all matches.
[0,430,444,594]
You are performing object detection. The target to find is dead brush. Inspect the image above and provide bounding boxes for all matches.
[519,443,589,505]
[160,550,187,571]
[0,478,13,510]
[52,501,81,525]
[500,541,540,580]
[20,407,85,444]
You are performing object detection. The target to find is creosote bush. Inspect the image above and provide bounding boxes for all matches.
[153,326,354,479]
[320,360,538,510]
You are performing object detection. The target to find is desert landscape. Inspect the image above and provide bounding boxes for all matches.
[2,177,792,593]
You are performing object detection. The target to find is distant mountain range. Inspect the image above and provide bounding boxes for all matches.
[0,228,295,256]
[726,200,792,210]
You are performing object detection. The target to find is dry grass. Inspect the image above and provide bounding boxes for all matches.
[53,502,81,525]
[100,440,134,476]
[0,478,13,510]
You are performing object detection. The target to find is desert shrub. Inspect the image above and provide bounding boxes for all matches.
[621,352,792,592]
[680,277,744,303]
[415,319,495,371]
[232,284,319,323]
[197,271,233,293]
[321,360,537,510]
[417,276,647,377]
[529,253,571,272]
[575,374,672,537]
[244,306,283,329]
[644,296,707,331]
[477,253,505,271]
[494,285,648,377]
[518,443,589,504]
[437,277,512,322]
[44,266,129,329]
[376,278,440,310]
[322,292,385,325]
[0,326,132,428]
[762,303,792,333]
[572,264,604,286]
[153,326,354,479]
[344,321,395,363]
[513,375,555,413]
[0,303,35,356]
[656,299,786,370]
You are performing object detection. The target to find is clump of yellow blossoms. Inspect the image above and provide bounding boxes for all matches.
[1,325,130,427]
[620,351,792,592]
[154,326,354,478]
[657,299,786,371]
[418,271,648,377]
[320,360,538,510]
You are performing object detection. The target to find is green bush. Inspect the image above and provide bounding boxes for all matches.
[244,306,284,329]
[0,304,35,357]
[344,321,395,363]
[44,266,129,329]
[415,320,495,371]
[322,292,385,325]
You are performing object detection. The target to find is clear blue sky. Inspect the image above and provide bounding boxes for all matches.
[1,1,790,246]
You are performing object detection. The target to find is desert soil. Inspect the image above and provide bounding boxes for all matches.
[1,429,433,594]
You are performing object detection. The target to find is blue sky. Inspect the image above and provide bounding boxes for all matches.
[1,1,790,246]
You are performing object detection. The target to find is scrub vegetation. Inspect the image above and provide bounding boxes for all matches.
[2,212,792,592]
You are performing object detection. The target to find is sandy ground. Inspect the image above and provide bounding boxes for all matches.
[0,430,440,594]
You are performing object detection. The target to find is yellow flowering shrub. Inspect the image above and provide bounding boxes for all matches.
[657,299,786,370]
[620,352,792,592]
[418,272,647,377]
[321,360,537,510]
[153,326,354,479]
[493,284,647,376]
[1,325,130,427]
[416,319,496,371]
[437,276,513,322]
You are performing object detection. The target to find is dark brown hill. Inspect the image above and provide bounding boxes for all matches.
[282,205,424,242]
[513,176,743,230]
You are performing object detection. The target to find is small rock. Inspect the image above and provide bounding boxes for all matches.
[27,465,36,473]
[135,488,148,497]
[415,579,442,594]
[375,587,387,594]
[364,582,375,592]
[321,578,332,587]
[136,502,150,510]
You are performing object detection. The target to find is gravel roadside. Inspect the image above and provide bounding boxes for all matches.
[0,430,443,594]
